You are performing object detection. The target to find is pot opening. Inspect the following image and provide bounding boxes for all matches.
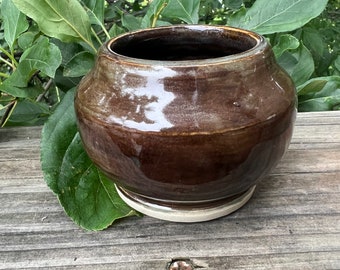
[109,26,259,61]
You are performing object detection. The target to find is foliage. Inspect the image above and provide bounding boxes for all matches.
[0,0,338,230]
[41,88,137,230]
[0,0,338,126]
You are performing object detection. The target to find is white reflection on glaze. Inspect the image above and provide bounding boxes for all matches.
[274,80,285,93]
[109,66,176,132]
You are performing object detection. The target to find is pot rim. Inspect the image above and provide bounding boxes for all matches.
[105,24,267,67]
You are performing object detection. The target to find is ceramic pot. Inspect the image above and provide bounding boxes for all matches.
[75,25,296,222]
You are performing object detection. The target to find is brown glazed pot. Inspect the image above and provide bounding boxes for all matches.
[75,25,296,222]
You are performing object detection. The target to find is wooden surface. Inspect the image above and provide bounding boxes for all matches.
[1,111,340,270]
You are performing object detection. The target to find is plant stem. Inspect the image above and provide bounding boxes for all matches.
[36,78,54,102]
[0,72,10,78]
[80,3,109,42]
[0,99,17,127]
[56,87,61,103]
[0,47,18,68]
[100,24,111,40]
[0,56,15,70]
[91,12,111,40]
[151,2,168,27]
[91,28,103,45]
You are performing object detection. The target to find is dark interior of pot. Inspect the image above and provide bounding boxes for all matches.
[109,26,259,61]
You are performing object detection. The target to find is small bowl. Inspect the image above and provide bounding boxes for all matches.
[75,25,296,222]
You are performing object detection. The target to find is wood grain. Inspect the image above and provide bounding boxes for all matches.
[0,111,339,269]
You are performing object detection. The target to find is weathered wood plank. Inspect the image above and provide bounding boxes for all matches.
[0,126,41,142]
[0,111,340,269]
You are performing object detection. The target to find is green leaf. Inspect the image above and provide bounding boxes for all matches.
[41,88,137,230]
[162,0,200,24]
[223,0,243,10]
[122,13,143,31]
[54,69,82,91]
[108,24,126,38]
[228,6,247,26]
[301,27,327,71]
[298,76,340,96]
[82,0,105,23]
[0,99,50,126]
[272,34,300,59]
[297,80,327,97]
[277,42,314,86]
[52,39,84,66]
[5,37,62,87]
[82,0,110,41]
[18,31,39,51]
[0,83,42,98]
[297,76,340,111]
[228,0,328,35]
[1,0,29,50]
[63,52,95,77]
[11,0,96,52]
[299,96,340,111]
[334,56,340,74]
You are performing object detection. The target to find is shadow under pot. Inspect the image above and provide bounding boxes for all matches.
[75,25,296,222]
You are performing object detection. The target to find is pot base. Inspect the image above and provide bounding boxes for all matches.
[116,185,256,222]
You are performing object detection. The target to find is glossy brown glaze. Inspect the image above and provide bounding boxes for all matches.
[75,25,296,204]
